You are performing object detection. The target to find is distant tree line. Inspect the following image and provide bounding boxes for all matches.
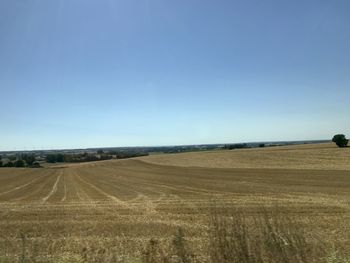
[223,143,249,150]
[46,153,112,163]
[0,154,40,168]
[45,151,149,163]
[114,151,149,159]
[98,150,149,159]
[114,145,221,154]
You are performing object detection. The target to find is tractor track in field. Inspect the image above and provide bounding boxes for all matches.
[61,175,67,202]
[41,172,61,204]
[74,171,130,207]
[0,174,47,197]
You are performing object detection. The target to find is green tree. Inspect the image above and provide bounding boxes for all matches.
[56,154,64,162]
[46,154,57,163]
[332,134,348,148]
[5,161,14,167]
[15,159,26,167]
[21,154,36,166]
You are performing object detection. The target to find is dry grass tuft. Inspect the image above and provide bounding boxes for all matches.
[141,207,348,263]
[207,207,322,263]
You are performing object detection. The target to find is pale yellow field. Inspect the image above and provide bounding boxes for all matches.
[0,143,349,262]
[140,143,350,170]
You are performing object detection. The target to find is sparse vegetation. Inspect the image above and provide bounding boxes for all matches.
[141,208,349,263]
[0,207,348,262]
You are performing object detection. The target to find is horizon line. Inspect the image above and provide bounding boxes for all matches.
[0,139,331,153]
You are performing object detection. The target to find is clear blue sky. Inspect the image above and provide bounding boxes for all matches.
[1,0,349,150]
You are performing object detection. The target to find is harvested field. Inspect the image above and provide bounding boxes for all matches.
[141,143,350,170]
[0,143,349,262]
